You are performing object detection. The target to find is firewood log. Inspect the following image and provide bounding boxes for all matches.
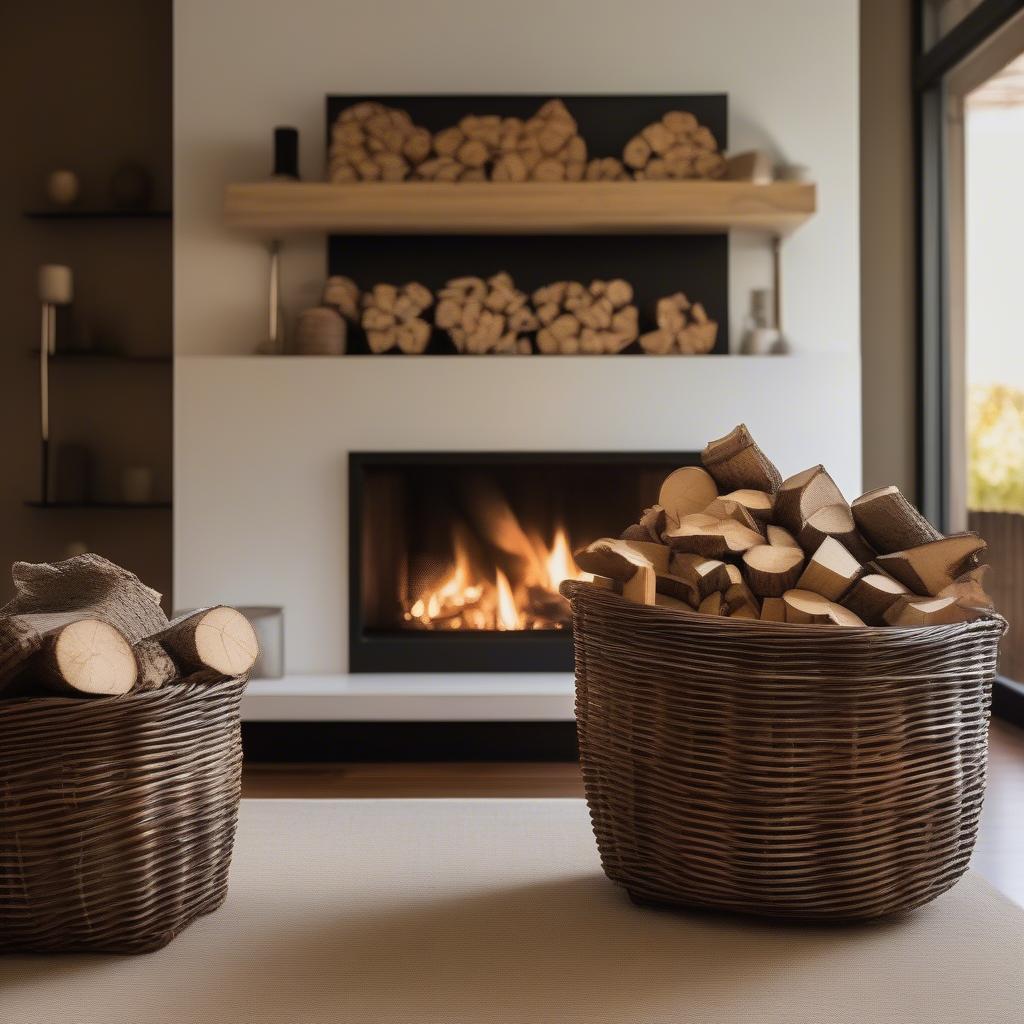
[322,276,360,321]
[883,595,976,627]
[574,538,656,582]
[361,282,433,354]
[701,424,783,494]
[937,565,995,612]
[133,638,179,691]
[440,273,535,354]
[656,572,699,606]
[622,564,656,605]
[767,525,800,548]
[724,582,760,618]
[150,606,259,678]
[493,100,587,183]
[797,503,875,561]
[742,545,805,598]
[760,597,786,622]
[624,111,726,180]
[774,465,847,534]
[621,539,671,574]
[783,590,865,626]
[720,489,774,523]
[699,591,725,616]
[669,552,731,599]
[874,534,987,596]
[659,466,719,522]
[664,514,763,558]
[646,292,719,354]
[795,537,862,602]
[31,617,137,696]
[851,485,943,554]
[329,102,431,182]
[702,498,762,534]
[841,573,910,626]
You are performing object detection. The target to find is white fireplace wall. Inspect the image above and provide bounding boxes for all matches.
[174,0,861,676]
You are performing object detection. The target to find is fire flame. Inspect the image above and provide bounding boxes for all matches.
[403,505,586,632]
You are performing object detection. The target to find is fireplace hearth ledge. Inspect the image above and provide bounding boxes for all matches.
[242,673,575,722]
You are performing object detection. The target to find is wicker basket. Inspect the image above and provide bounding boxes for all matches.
[0,674,246,953]
[562,580,1006,920]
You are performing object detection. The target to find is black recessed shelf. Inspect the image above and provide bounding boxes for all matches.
[25,501,172,510]
[31,350,172,364]
[24,208,172,220]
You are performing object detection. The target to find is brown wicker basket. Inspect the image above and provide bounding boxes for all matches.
[0,674,246,953]
[562,580,1006,920]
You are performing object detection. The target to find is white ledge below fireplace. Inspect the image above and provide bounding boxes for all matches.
[241,673,576,722]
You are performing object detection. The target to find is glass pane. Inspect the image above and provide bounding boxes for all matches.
[922,0,985,49]
[964,54,1024,681]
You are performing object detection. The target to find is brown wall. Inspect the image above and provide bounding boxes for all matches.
[0,1,172,607]
[860,0,918,498]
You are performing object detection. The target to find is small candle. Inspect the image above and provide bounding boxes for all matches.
[38,264,73,305]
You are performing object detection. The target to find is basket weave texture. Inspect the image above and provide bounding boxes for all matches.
[0,674,246,953]
[562,581,1006,920]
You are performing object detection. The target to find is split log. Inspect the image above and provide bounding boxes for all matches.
[875,534,987,596]
[669,553,730,600]
[774,465,846,534]
[621,540,671,574]
[624,110,726,180]
[742,545,805,598]
[32,618,137,696]
[701,424,783,494]
[656,573,699,606]
[702,498,762,534]
[329,102,431,182]
[150,606,259,678]
[322,276,360,321]
[795,537,862,602]
[851,485,943,554]
[724,582,760,619]
[492,100,587,183]
[361,282,433,354]
[938,565,995,612]
[797,503,875,562]
[841,574,910,626]
[584,157,629,181]
[664,514,763,558]
[783,590,865,627]
[760,597,786,622]
[659,466,719,522]
[883,595,975,627]
[644,292,719,354]
[438,272,535,354]
[622,564,656,605]
[698,591,725,616]
[721,489,774,523]
[767,525,800,549]
[639,505,668,543]
[574,538,656,582]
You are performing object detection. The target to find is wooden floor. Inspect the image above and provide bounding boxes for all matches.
[243,719,1024,906]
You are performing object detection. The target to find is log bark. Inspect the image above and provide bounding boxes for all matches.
[664,514,763,559]
[655,573,699,606]
[133,638,179,691]
[669,553,730,599]
[700,424,783,494]
[742,544,805,598]
[883,595,975,627]
[797,503,875,561]
[774,465,846,534]
[874,534,986,597]
[760,597,786,622]
[841,574,910,626]
[151,607,259,678]
[851,485,943,554]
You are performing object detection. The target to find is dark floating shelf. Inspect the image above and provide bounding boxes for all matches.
[31,350,172,364]
[23,208,172,220]
[25,501,172,510]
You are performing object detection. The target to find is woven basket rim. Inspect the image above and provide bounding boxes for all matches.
[560,579,1008,639]
[0,672,248,713]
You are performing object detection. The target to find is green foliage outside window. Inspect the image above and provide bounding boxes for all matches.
[969,384,1024,513]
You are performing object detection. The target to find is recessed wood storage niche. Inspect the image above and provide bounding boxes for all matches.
[326,94,728,355]
[349,452,697,672]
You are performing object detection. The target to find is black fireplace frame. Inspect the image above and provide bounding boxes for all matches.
[348,451,699,673]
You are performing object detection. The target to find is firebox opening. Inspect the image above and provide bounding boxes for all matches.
[349,452,696,673]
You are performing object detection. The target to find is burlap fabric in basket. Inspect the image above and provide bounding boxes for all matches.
[561,580,1006,920]
[0,674,246,953]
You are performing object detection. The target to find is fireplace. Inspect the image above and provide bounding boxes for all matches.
[349,452,695,672]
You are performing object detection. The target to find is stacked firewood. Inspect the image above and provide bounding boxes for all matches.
[575,424,994,627]
[435,273,536,354]
[585,157,629,181]
[361,282,434,354]
[491,100,587,183]
[639,293,719,354]
[623,111,727,181]
[534,279,639,355]
[328,101,432,182]
[0,555,258,698]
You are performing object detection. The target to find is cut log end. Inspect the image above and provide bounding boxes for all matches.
[192,607,260,677]
[41,618,137,696]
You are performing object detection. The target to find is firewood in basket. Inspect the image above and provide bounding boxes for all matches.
[720,489,774,523]
[133,637,179,691]
[883,595,976,627]
[724,581,760,618]
[664,514,763,559]
[659,466,719,522]
[702,497,763,535]
[795,537,862,602]
[620,540,671,575]
[767,524,800,549]
[783,590,865,626]
[574,538,656,583]
[760,597,786,622]
[622,564,656,605]
[700,424,783,494]
[698,591,725,616]
[874,534,987,597]
[742,545,806,599]
[655,592,692,612]
[150,607,259,678]
[656,572,699,606]
[937,565,995,612]
[797,503,875,562]
[774,465,847,534]
[31,618,137,696]
[669,552,731,600]
[851,485,943,554]
[840,573,910,626]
